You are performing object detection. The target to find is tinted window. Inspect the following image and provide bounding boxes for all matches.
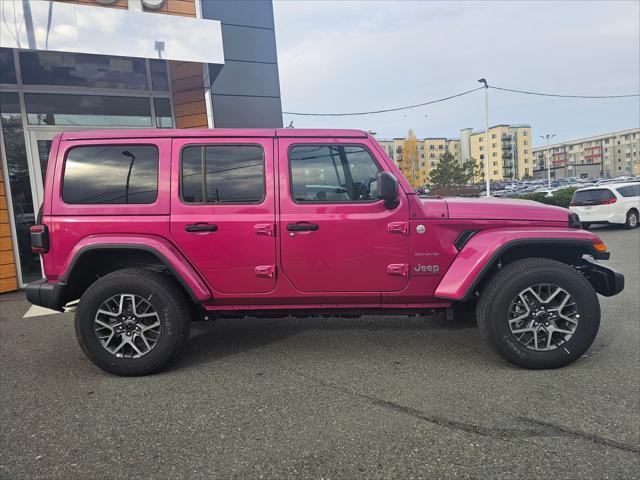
[154,98,173,128]
[0,48,16,84]
[289,145,380,202]
[0,92,40,282]
[181,145,265,204]
[63,146,158,204]
[571,189,615,204]
[617,185,640,197]
[20,51,148,90]
[149,60,170,91]
[25,93,152,127]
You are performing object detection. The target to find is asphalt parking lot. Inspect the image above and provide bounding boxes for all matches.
[1,226,639,480]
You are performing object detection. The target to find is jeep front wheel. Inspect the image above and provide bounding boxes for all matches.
[477,258,600,369]
[75,268,191,376]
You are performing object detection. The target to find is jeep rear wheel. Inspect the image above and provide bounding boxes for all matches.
[75,269,191,376]
[477,258,600,369]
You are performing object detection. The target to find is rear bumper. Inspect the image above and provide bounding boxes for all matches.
[25,279,66,311]
[581,259,625,297]
[571,208,626,225]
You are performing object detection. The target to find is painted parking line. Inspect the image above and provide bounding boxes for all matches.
[23,305,63,318]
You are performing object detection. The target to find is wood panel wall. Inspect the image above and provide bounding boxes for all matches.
[0,171,18,293]
[169,61,208,129]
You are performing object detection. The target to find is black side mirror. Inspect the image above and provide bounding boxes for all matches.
[377,171,399,209]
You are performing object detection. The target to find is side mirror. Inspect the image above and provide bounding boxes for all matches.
[377,171,399,209]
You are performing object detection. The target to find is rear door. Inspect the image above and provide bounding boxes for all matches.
[277,137,410,296]
[170,138,277,294]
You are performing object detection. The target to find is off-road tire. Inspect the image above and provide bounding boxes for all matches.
[624,209,639,229]
[477,258,600,369]
[75,268,191,376]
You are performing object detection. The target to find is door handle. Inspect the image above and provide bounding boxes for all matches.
[185,223,218,232]
[287,223,319,232]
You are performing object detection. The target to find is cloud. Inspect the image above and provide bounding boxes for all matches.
[274,0,640,146]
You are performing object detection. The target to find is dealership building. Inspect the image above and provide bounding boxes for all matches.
[0,0,283,292]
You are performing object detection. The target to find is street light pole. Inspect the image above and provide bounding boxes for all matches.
[478,78,490,196]
[540,134,556,188]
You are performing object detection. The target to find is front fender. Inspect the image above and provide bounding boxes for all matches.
[434,228,606,301]
[59,234,212,302]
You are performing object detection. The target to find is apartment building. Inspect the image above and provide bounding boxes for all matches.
[377,124,531,187]
[467,125,533,182]
[532,128,640,180]
[377,137,461,187]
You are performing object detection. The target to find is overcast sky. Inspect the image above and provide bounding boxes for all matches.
[273,1,640,147]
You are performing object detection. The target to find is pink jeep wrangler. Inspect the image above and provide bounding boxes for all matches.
[26,129,624,375]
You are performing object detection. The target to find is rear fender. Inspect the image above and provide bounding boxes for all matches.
[434,228,607,301]
[60,234,211,302]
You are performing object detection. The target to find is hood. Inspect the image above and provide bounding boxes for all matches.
[440,197,569,223]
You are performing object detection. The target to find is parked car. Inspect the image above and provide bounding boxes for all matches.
[595,177,633,186]
[27,129,624,375]
[534,187,558,197]
[570,182,640,229]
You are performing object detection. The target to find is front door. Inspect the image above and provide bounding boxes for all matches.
[170,138,277,294]
[278,138,410,296]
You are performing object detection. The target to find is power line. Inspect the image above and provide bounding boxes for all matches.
[490,85,640,99]
[282,86,484,117]
[281,84,639,117]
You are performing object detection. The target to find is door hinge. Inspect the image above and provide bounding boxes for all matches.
[387,263,408,276]
[254,223,274,236]
[387,222,408,235]
[254,265,276,278]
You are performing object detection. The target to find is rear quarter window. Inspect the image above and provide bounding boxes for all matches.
[62,145,158,204]
[616,185,640,198]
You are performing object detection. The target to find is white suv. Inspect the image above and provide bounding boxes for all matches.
[570,182,640,229]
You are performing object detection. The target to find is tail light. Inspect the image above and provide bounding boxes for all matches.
[570,198,617,207]
[30,225,49,254]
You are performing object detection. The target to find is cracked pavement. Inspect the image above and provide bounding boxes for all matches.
[1,226,639,479]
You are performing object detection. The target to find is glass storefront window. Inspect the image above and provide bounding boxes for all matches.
[150,60,170,92]
[36,140,52,180]
[0,92,41,283]
[19,51,149,90]
[0,48,17,84]
[154,98,173,128]
[25,93,153,127]
[0,49,176,287]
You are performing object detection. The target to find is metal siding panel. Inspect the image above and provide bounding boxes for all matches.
[201,0,274,29]
[210,61,280,98]
[211,95,283,128]
[220,24,278,63]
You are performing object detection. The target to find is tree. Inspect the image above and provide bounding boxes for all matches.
[402,129,420,187]
[463,158,484,185]
[429,151,469,189]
